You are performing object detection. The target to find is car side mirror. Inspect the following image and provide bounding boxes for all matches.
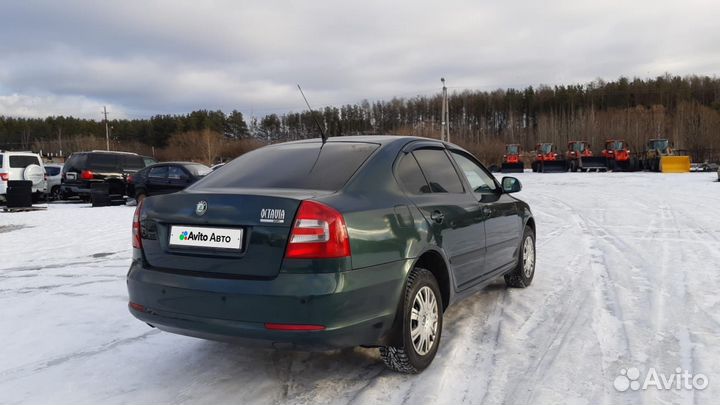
[501,177,522,193]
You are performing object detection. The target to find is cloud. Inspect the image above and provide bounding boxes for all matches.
[0,93,126,119]
[0,0,718,119]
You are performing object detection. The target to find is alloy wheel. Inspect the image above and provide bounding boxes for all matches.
[410,286,439,356]
[523,236,535,278]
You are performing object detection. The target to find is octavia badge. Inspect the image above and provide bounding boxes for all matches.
[195,200,208,216]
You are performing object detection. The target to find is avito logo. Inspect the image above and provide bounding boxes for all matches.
[179,230,232,243]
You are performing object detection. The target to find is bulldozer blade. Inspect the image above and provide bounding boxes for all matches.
[501,162,524,173]
[579,156,608,170]
[660,156,691,173]
[540,160,568,173]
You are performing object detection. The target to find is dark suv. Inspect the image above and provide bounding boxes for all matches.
[61,151,147,200]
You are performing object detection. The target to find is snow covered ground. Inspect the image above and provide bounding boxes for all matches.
[1,172,719,405]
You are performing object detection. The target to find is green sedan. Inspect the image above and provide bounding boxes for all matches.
[127,135,536,373]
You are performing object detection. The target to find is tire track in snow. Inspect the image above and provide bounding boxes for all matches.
[0,330,161,383]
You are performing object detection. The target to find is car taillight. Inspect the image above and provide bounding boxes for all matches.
[127,175,134,184]
[132,199,144,249]
[0,173,8,181]
[285,200,350,259]
[81,170,94,180]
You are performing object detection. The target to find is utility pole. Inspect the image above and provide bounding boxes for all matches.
[57,127,62,157]
[103,106,110,151]
[440,78,450,143]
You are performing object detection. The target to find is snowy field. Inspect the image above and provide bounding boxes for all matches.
[1,172,719,405]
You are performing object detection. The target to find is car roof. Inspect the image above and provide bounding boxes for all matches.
[261,135,482,160]
[146,161,207,167]
[279,135,426,146]
[71,150,141,156]
[1,151,41,156]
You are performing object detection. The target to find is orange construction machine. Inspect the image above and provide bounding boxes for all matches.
[601,139,634,171]
[501,144,524,173]
[531,143,567,173]
[566,141,607,172]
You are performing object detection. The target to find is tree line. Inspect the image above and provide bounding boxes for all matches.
[1,74,719,163]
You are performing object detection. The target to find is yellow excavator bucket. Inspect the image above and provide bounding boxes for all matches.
[660,155,691,173]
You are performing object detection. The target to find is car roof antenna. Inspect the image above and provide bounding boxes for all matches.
[297,84,327,144]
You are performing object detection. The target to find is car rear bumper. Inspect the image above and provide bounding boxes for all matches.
[61,184,91,197]
[126,256,410,348]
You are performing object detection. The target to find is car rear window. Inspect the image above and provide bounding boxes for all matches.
[196,142,378,191]
[412,149,464,193]
[9,155,40,168]
[122,155,145,170]
[87,153,120,170]
[63,154,86,173]
[185,164,211,176]
[45,166,61,176]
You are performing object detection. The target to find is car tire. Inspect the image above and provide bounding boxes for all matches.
[505,226,536,288]
[380,267,443,374]
[51,186,62,201]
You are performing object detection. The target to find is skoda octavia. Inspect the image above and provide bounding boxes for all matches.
[127,135,536,373]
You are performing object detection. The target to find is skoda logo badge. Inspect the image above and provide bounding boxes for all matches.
[195,200,208,216]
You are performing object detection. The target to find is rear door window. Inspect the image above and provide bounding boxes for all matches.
[396,153,431,194]
[412,149,464,193]
[9,155,40,168]
[149,166,168,179]
[45,166,61,176]
[168,166,189,180]
[87,154,120,171]
[196,142,378,191]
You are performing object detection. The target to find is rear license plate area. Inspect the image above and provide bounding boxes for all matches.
[169,225,244,251]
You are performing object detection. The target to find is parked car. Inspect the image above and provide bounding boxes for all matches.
[0,151,48,203]
[129,162,211,202]
[60,151,148,201]
[127,136,536,373]
[44,163,64,200]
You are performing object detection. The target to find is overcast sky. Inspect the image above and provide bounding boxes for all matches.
[1,0,718,120]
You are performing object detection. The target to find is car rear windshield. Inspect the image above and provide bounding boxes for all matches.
[9,155,40,168]
[195,142,378,191]
[86,153,144,171]
[46,166,61,176]
[185,164,211,176]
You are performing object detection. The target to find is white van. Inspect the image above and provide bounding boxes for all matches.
[0,151,48,202]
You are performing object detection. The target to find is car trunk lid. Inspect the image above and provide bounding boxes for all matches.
[141,188,328,278]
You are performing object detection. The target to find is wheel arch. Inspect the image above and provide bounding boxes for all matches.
[411,248,452,312]
[381,247,453,348]
[524,216,536,234]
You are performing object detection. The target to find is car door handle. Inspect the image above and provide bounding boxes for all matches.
[430,210,445,223]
